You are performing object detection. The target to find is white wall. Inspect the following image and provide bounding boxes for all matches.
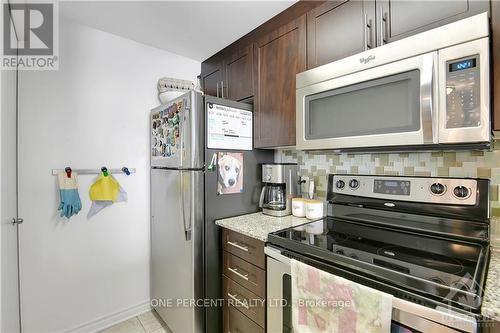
[18,18,200,332]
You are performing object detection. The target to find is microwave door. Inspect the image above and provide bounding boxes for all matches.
[437,37,490,145]
[296,52,438,151]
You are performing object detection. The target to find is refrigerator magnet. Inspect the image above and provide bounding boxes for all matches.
[217,152,243,195]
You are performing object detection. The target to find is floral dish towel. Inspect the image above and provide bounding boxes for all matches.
[291,259,393,333]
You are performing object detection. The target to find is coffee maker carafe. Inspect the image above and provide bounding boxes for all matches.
[259,163,298,216]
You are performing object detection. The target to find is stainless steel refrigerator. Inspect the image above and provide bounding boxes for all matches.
[150,91,273,333]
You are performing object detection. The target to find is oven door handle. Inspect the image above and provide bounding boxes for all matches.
[393,298,477,333]
[265,246,290,265]
[420,52,438,144]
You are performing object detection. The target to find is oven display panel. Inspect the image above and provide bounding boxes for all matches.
[374,179,410,195]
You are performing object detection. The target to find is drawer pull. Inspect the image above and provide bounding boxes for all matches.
[227,292,250,310]
[227,240,249,252]
[227,267,249,281]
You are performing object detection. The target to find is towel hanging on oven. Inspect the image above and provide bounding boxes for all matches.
[291,259,393,333]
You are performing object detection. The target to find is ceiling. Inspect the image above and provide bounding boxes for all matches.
[60,1,296,61]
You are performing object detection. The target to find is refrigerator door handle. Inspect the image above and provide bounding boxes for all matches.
[179,171,192,241]
[179,105,186,169]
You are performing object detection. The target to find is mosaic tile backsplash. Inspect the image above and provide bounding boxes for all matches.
[275,149,500,246]
[277,149,500,210]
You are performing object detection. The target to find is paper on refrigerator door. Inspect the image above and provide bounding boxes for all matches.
[217,152,244,195]
[206,102,252,150]
[151,98,184,159]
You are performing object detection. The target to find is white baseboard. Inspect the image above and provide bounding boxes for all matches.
[64,299,151,333]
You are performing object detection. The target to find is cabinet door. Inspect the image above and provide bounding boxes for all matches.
[307,0,375,69]
[254,15,306,148]
[223,303,264,333]
[225,45,254,101]
[201,61,223,98]
[377,0,489,45]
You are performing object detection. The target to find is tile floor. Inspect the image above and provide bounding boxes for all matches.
[99,310,171,333]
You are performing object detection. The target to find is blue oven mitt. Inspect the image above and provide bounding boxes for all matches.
[57,172,82,218]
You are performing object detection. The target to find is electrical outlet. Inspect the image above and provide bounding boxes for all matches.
[300,176,310,196]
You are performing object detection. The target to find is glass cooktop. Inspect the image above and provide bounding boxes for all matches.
[268,217,488,310]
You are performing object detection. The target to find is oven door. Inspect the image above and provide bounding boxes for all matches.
[265,247,477,333]
[296,52,437,151]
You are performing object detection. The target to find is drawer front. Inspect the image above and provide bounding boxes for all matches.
[223,251,266,298]
[223,275,265,327]
[223,302,265,333]
[222,228,265,269]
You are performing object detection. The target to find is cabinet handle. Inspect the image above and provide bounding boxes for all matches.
[379,7,387,45]
[227,266,249,281]
[227,240,249,252]
[216,82,220,98]
[227,293,250,310]
[220,81,225,99]
[364,14,372,50]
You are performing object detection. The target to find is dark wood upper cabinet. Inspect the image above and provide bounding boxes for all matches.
[253,15,306,148]
[307,0,376,69]
[224,45,254,101]
[377,0,489,44]
[201,45,254,101]
[201,60,223,98]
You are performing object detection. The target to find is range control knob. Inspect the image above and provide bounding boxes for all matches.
[453,186,470,199]
[336,180,345,189]
[335,249,345,256]
[349,179,359,189]
[430,183,446,195]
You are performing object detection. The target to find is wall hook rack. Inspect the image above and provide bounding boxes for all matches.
[52,167,136,176]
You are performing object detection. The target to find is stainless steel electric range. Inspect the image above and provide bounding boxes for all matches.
[266,174,490,333]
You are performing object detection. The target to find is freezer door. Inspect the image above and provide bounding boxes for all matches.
[151,168,203,333]
[150,91,204,169]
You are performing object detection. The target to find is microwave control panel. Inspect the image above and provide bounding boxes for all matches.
[445,55,480,129]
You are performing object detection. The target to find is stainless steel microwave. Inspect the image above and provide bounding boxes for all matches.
[296,13,490,152]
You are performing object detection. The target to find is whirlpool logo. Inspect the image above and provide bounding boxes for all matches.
[359,55,375,64]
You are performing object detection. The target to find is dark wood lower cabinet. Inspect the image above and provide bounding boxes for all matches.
[223,275,265,326]
[480,319,500,332]
[223,228,265,269]
[221,228,266,332]
[223,303,265,333]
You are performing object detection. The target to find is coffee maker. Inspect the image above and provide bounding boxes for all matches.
[259,163,299,217]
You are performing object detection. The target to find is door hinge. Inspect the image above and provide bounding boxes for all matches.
[11,217,23,225]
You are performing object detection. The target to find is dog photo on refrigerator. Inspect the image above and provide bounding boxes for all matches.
[217,152,243,194]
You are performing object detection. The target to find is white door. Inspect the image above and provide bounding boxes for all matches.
[1,64,22,331]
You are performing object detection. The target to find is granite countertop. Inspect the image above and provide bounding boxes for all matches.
[215,212,318,242]
[482,247,500,321]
